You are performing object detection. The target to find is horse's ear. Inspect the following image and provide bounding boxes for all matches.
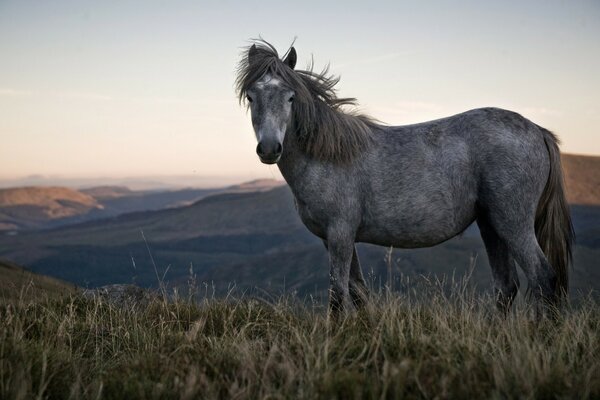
[248,44,258,64]
[283,47,297,69]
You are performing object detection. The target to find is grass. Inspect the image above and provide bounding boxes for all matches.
[0,279,598,400]
[0,259,76,305]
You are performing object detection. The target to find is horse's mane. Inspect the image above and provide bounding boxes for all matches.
[235,39,378,163]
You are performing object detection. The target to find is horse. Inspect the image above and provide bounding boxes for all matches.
[235,40,574,317]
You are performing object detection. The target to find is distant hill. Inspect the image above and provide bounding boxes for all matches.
[0,179,284,231]
[166,179,285,207]
[80,185,134,199]
[225,179,285,193]
[0,187,102,230]
[562,154,600,205]
[0,186,101,212]
[0,259,76,303]
[88,187,221,217]
[92,179,284,215]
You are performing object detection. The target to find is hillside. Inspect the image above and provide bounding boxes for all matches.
[562,154,600,205]
[0,259,76,303]
[2,290,598,399]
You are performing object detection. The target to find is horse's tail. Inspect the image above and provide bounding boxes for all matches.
[535,127,575,299]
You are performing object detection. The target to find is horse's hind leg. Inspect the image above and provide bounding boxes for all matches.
[477,217,520,314]
[349,246,369,309]
[481,211,558,317]
[508,235,557,318]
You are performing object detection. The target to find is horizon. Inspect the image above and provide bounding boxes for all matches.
[0,150,597,191]
[0,173,284,191]
[1,1,599,181]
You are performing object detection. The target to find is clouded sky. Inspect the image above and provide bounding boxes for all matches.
[0,0,598,186]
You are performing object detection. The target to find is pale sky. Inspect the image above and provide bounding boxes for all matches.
[0,0,599,186]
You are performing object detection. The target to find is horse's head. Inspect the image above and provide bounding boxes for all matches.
[244,45,297,164]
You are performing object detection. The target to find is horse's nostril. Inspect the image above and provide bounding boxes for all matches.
[256,142,265,156]
[275,142,283,155]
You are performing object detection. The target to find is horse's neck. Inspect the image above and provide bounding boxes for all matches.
[277,130,311,189]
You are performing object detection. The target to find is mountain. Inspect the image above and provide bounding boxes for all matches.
[0,259,76,304]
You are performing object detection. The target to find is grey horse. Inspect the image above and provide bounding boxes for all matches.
[236,40,574,316]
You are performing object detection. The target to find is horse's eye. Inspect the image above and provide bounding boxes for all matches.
[288,95,295,103]
[246,95,253,103]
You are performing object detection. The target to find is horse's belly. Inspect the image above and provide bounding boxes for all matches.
[356,203,476,248]
[357,227,465,248]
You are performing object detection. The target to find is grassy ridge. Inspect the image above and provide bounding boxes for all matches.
[1,285,598,399]
[0,259,76,305]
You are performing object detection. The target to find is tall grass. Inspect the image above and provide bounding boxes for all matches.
[1,279,598,399]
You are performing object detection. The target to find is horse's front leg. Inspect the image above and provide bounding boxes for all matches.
[322,241,368,310]
[349,246,369,309]
[326,226,355,317]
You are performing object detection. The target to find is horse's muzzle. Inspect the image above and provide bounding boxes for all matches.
[256,141,282,164]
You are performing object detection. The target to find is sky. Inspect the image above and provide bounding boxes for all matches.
[0,0,599,187]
